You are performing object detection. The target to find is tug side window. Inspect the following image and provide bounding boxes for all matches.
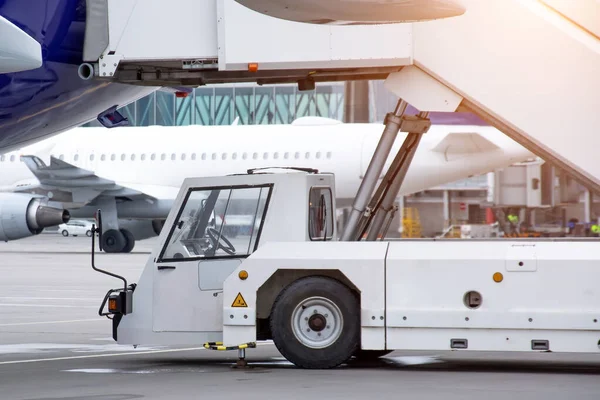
[308,187,333,241]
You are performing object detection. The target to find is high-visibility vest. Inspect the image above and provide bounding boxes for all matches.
[507,214,519,224]
[591,224,600,234]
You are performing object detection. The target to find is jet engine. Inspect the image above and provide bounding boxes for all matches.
[0,193,70,242]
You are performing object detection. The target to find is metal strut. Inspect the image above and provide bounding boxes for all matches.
[340,97,431,242]
[339,99,409,241]
[364,111,430,241]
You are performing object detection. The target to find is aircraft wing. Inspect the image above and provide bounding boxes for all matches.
[17,155,156,207]
[431,132,500,162]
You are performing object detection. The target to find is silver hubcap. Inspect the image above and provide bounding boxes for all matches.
[291,296,343,349]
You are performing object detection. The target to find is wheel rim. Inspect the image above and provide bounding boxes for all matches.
[291,296,343,349]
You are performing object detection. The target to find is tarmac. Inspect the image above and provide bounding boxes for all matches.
[1,235,600,400]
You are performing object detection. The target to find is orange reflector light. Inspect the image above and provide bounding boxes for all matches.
[108,298,118,312]
[493,272,503,283]
[239,270,249,280]
[248,63,258,73]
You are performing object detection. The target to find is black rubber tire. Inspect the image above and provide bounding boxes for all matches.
[86,230,92,237]
[61,230,69,237]
[270,276,359,369]
[353,349,393,360]
[102,229,126,253]
[119,229,135,253]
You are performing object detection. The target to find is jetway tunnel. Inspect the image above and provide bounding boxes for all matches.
[81,0,600,193]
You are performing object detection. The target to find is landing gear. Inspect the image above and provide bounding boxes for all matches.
[94,197,136,253]
[270,276,359,369]
[100,229,135,253]
[101,229,126,253]
[120,229,135,253]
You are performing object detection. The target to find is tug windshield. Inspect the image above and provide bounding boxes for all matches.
[159,184,272,261]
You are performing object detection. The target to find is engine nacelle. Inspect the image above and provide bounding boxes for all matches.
[0,193,70,242]
[234,0,466,25]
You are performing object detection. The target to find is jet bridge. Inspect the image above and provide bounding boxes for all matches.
[80,0,600,193]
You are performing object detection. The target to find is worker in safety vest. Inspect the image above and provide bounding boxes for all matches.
[507,212,519,234]
[590,223,600,237]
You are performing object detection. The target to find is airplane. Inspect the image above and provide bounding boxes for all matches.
[0,0,157,153]
[0,116,535,252]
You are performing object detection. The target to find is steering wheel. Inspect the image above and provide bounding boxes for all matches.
[206,226,237,255]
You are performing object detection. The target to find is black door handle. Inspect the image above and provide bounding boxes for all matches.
[158,265,176,270]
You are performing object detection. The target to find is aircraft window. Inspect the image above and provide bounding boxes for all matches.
[294,152,300,159]
[242,153,248,160]
[305,152,310,159]
[212,153,217,160]
[171,153,176,161]
[316,152,321,159]
[232,153,238,160]
[9,155,15,162]
[284,152,289,159]
[74,154,79,162]
[274,152,279,160]
[161,153,166,161]
[308,187,334,241]
[60,155,65,160]
[326,152,332,159]
[263,152,268,160]
[110,154,115,161]
[101,154,106,161]
[90,154,95,161]
[222,153,227,160]
[121,154,126,161]
[158,184,272,261]
[131,154,136,161]
[151,153,156,161]
[141,154,146,161]
[181,153,186,161]
[0,155,4,162]
[201,153,206,161]
[191,153,196,161]
[253,153,258,160]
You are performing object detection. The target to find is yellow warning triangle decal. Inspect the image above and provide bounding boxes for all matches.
[231,292,248,308]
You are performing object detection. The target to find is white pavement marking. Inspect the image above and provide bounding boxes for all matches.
[0,347,207,365]
[0,341,276,365]
[0,297,97,301]
[0,303,96,308]
[386,356,443,366]
[0,319,104,327]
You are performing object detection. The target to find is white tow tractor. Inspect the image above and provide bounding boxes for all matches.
[91,105,600,370]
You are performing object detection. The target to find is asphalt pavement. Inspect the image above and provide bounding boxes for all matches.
[1,235,600,400]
